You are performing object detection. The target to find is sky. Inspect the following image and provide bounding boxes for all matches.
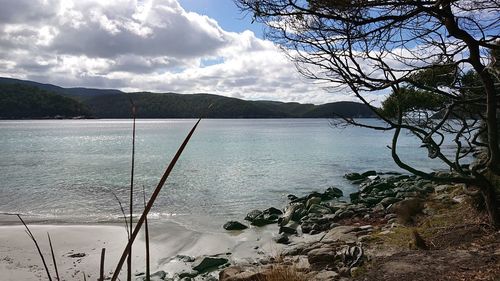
[0,0,359,104]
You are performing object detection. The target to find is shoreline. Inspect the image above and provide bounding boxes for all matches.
[0,219,282,281]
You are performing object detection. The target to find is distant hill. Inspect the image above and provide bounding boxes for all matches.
[0,83,91,119]
[0,77,377,119]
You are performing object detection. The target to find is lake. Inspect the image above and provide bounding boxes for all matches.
[0,119,451,231]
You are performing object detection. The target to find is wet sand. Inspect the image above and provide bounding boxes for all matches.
[0,219,281,280]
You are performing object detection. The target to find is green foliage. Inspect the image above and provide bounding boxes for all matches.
[379,87,446,118]
[0,83,91,118]
[409,65,457,89]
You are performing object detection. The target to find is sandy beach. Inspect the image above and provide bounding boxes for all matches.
[0,219,282,281]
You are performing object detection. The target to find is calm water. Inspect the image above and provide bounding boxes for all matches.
[0,119,451,231]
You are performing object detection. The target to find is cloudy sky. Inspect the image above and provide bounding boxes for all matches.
[0,0,361,104]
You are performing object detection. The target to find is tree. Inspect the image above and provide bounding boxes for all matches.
[235,0,500,226]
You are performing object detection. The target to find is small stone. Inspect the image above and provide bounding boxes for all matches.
[192,256,228,272]
[345,172,363,181]
[274,233,290,244]
[223,221,248,231]
[176,255,195,262]
[177,269,198,279]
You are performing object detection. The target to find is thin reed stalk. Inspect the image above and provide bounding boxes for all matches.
[47,233,60,281]
[17,214,53,281]
[100,248,106,281]
[111,192,130,238]
[143,185,150,281]
[127,102,136,281]
[82,272,87,281]
[110,118,201,281]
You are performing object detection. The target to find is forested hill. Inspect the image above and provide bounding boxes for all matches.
[0,83,91,119]
[0,77,377,119]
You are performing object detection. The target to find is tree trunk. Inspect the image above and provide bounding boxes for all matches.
[479,174,500,229]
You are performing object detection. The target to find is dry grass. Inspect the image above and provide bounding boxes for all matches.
[257,265,307,281]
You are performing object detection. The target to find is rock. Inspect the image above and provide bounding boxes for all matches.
[177,269,198,279]
[388,197,423,223]
[314,270,340,280]
[349,192,360,203]
[279,222,299,235]
[223,221,248,231]
[192,256,229,272]
[435,184,453,192]
[251,214,278,226]
[273,233,290,244]
[219,266,245,281]
[306,197,322,209]
[384,213,397,220]
[360,196,382,207]
[291,205,307,221]
[361,170,377,177]
[136,270,168,281]
[287,194,298,201]
[244,210,262,222]
[280,203,301,226]
[372,203,385,213]
[334,209,355,220]
[176,254,195,262]
[324,186,343,198]
[68,253,86,258]
[323,226,358,243]
[263,207,283,215]
[307,247,337,270]
[345,172,363,181]
[379,197,400,207]
[308,204,332,214]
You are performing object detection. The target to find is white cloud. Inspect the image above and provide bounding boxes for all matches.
[0,0,370,104]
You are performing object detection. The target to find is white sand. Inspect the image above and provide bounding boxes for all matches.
[0,220,282,281]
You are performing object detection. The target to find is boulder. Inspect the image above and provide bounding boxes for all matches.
[223,221,248,231]
[313,270,340,281]
[291,205,307,221]
[361,170,377,177]
[306,197,322,209]
[388,197,423,223]
[177,269,198,279]
[324,186,343,198]
[323,226,358,243]
[349,192,360,203]
[308,204,332,215]
[307,247,337,270]
[263,207,283,216]
[379,197,400,207]
[244,210,262,222]
[250,216,277,227]
[345,172,363,181]
[273,233,290,244]
[192,256,229,272]
[279,222,299,235]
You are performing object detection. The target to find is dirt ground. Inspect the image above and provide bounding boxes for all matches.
[354,191,500,281]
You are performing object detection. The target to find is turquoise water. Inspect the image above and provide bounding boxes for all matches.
[0,119,451,230]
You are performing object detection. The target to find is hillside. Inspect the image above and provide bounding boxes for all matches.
[0,83,91,119]
[0,77,377,118]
